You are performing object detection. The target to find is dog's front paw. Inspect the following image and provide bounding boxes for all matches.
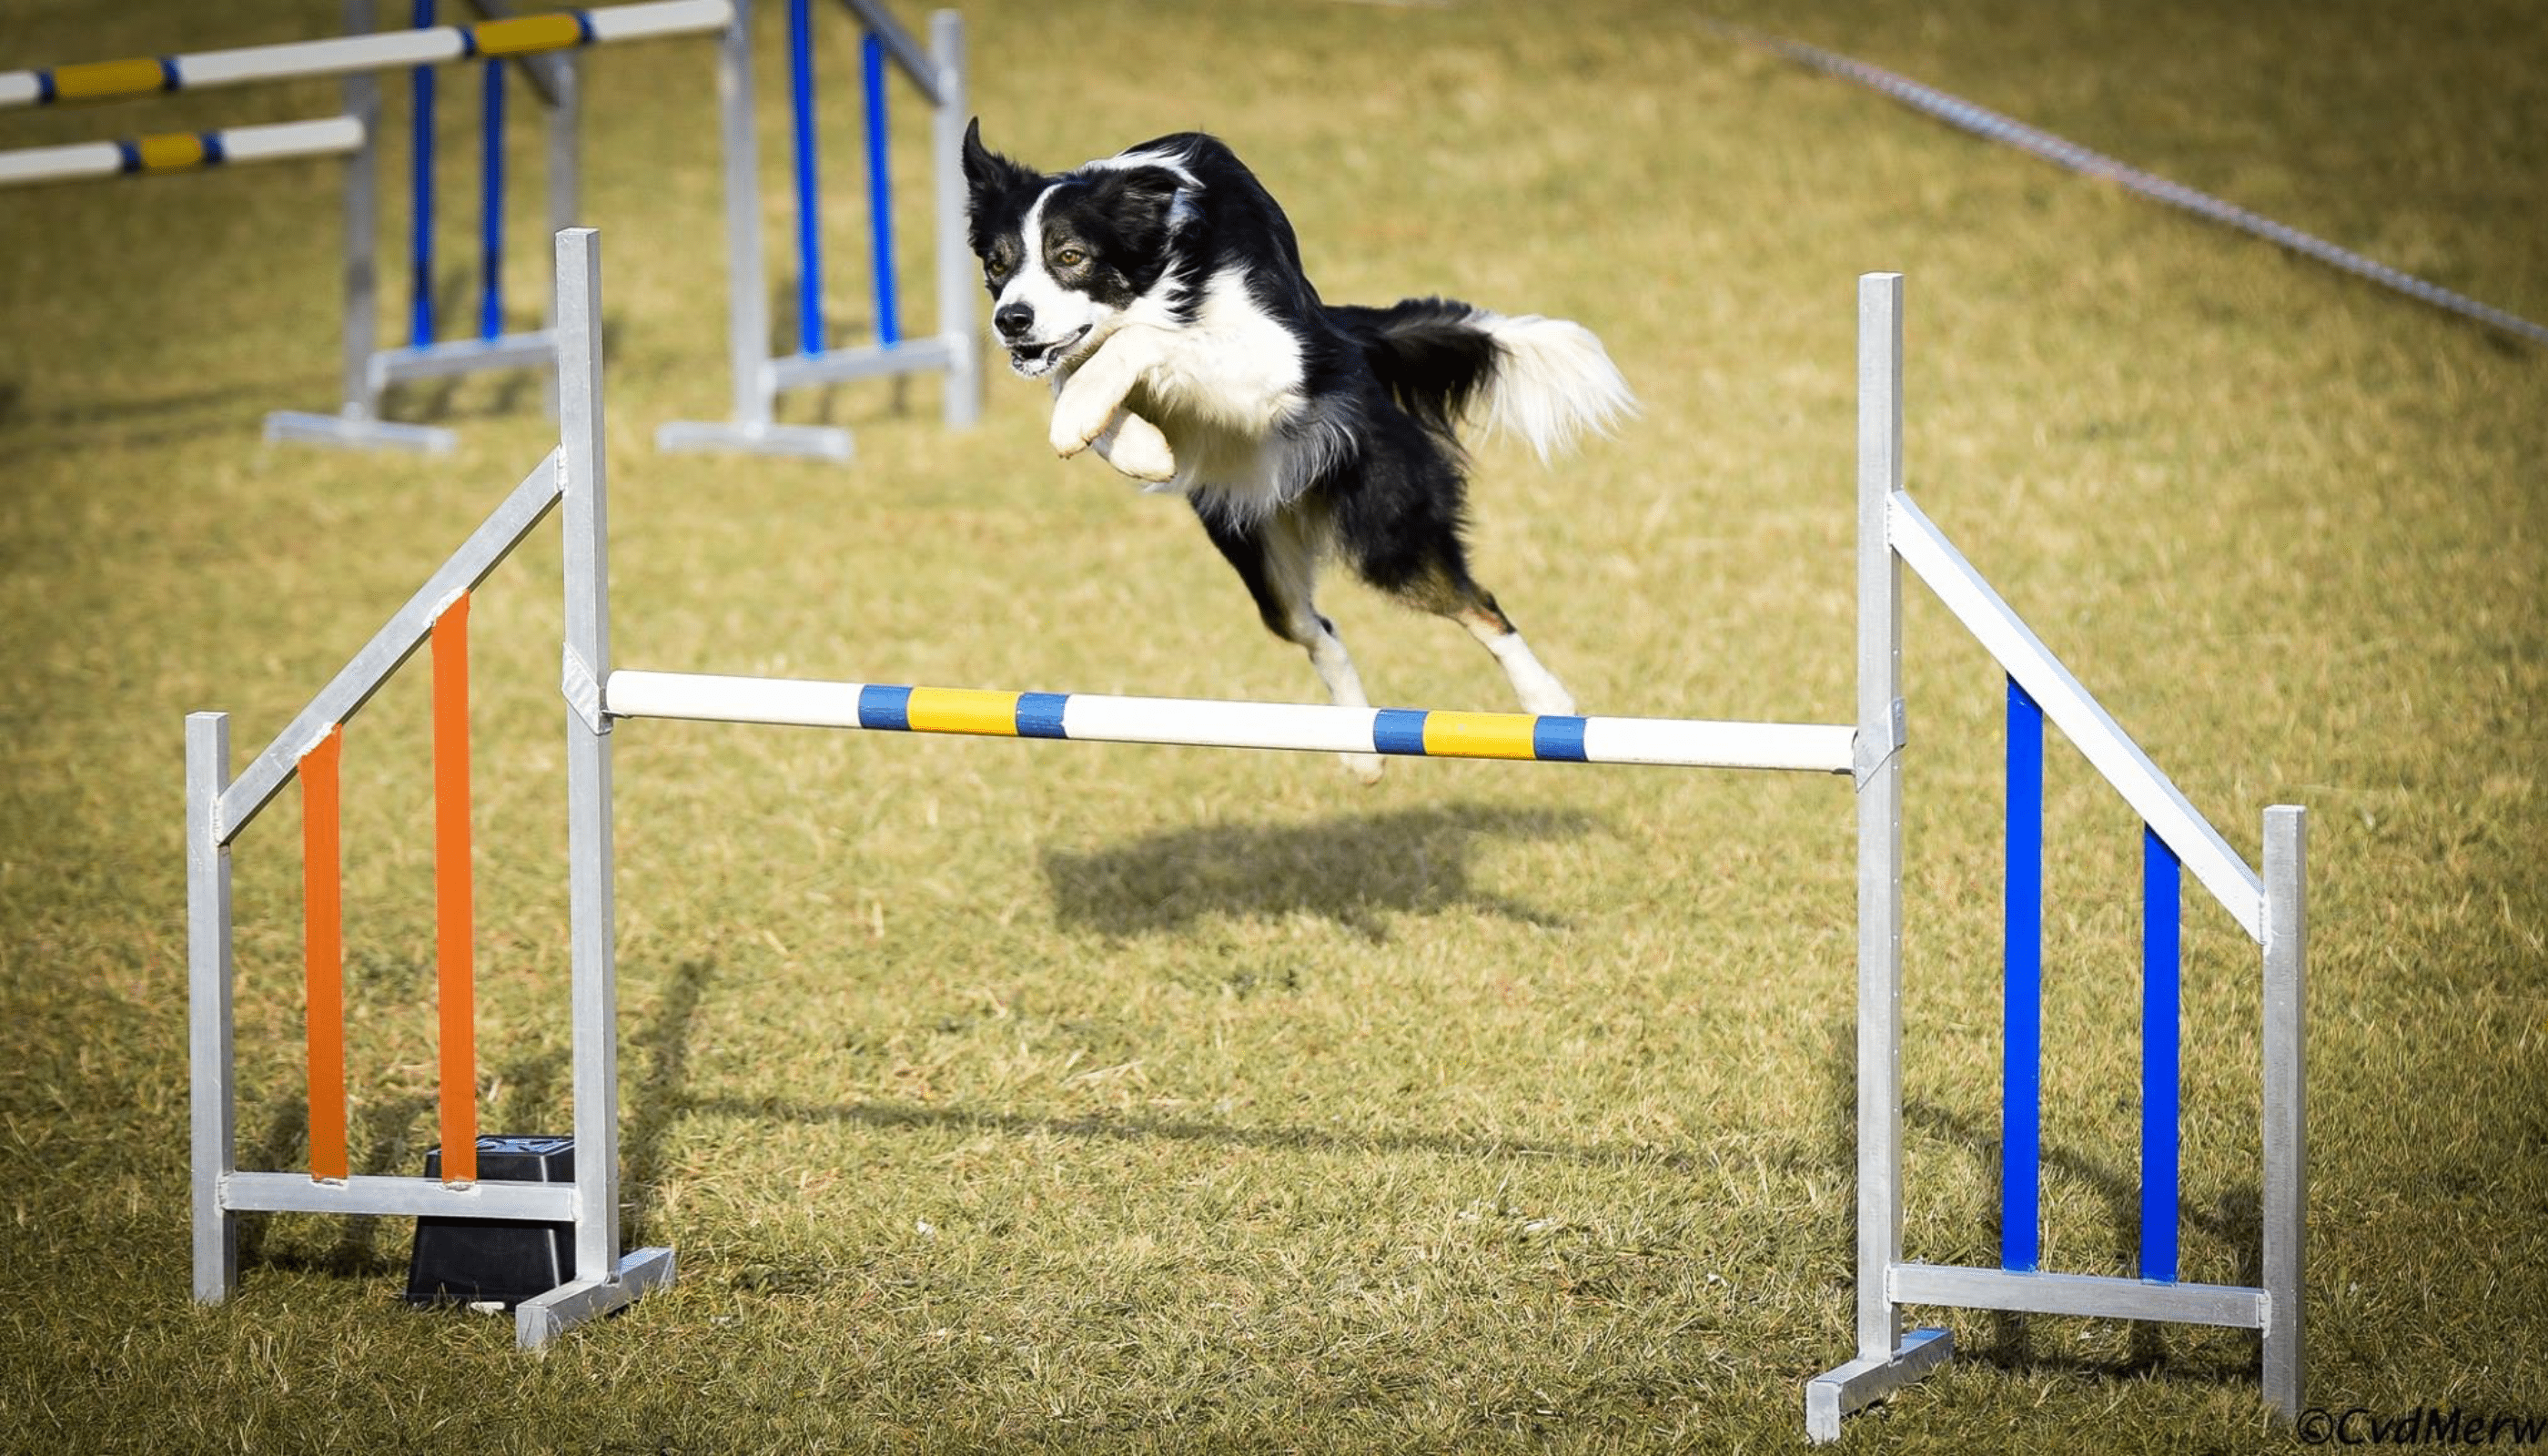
[1048,393,1116,459]
[1340,751,1385,785]
[1100,412,1177,482]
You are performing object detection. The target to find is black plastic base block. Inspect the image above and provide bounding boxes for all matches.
[403,1135,575,1309]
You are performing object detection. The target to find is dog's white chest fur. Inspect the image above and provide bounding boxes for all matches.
[1048,266,1320,519]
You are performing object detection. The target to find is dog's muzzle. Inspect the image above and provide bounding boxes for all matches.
[1006,325,1089,378]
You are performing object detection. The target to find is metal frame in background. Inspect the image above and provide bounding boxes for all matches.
[1803,274,2308,1440]
[189,228,672,1348]
[655,0,980,464]
[266,0,591,454]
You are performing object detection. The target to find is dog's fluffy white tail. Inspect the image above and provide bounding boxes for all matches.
[1472,311,1638,461]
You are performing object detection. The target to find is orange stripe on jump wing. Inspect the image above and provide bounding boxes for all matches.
[300,723,348,1183]
[904,686,1023,737]
[1421,711,1542,760]
[430,595,476,1185]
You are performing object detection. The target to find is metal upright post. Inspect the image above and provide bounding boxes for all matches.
[928,8,978,428]
[2260,805,2308,1419]
[187,712,238,1304]
[1805,271,1950,1441]
[543,53,579,418]
[343,0,380,421]
[515,227,674,1346]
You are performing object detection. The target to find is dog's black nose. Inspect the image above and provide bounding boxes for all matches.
[994,303,1034,340]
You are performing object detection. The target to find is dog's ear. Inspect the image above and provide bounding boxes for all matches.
[961,117,1038,227]
[1089,166,1198,256]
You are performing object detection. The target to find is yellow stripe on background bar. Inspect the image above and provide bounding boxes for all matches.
[905,687,1023,737]
[470,13,588,57]
[1421,711,1541,761]
[133,131,209,171]
[51,56,169,103]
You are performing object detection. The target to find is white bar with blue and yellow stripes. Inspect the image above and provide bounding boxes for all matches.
[605,671,1858,774]
[0,116,364,189]
[0,1,730,111]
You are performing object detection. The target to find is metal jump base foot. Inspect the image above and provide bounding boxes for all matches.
[264,409,459,453]
[653,417,854,463]
[513,1245,677,1350]
[1805,1327,1954,1443]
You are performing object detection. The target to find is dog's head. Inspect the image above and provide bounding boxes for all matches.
[962,120,1195,379]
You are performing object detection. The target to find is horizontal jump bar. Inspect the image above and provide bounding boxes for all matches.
[605,670,1860,773]
[1888,490,2266,943]
[0,1,731,111]
[1887,1261,2269,1329]
[0,115,363,188]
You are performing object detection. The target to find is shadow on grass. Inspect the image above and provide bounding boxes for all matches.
[1039,802,1597,942]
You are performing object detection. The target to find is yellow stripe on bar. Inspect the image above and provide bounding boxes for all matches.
[1421,711,1541,761]
[470,13,590,57]
[905,687,1022,736]
[51,56,169,103]
[132,131,209,171]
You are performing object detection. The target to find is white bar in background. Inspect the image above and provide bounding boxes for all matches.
[1887,491,2266,942]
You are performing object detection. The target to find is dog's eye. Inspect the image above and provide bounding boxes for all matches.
[1055,247,1087,268]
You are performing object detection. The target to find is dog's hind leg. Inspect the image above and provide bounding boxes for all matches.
[1353,521,1578,719]
[1198,506,1386,784]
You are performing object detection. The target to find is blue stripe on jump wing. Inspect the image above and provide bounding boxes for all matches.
[1015,693,1068,739]
[2140,824,2182,1283]
[856,683,912,731]
[2003,674,2044,1273]
[1531,715,1589,762]
[1371,709,1429,755]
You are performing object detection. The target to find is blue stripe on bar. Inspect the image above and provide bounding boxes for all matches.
[202,131,227,165]
[115,140,142,173]
[157,57,180,90]
[35,71,57,105]
[1015,692,1068,739]
[2004,674,2044,1272]
[574,11,597,44]
[2141,824,2182,1282]
[855,683,911,731]
[1532,715,1589,762]
[1371,709,1429,755]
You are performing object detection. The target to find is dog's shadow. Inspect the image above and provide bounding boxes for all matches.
[1039,802,1596,942]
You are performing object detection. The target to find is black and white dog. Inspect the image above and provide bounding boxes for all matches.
[961,122,1634,780]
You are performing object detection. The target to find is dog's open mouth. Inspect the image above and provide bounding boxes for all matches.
[1007,326,1090,377]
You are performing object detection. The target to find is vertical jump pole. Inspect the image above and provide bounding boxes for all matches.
[543,46,580,418]
[187,712,238,1303]
[2139,825,2182,1281]
[410,0,437,349]
[1853,270,1908,1373]
[861,28,899,346]
[479,56,505,341]
[2261,805,2308,1416]
[928,8,978,426]
[300,724,350,1184]
[2003,677,2043,1270]
[555,225,624,1296]
[787,0,825,356]
[344,0,382,420]
[430,592,477,1186]
[723,0,768,427]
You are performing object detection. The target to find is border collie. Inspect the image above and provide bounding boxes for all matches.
[961,122,1634,781]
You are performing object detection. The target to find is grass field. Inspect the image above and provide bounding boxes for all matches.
[3,0,2544,1450]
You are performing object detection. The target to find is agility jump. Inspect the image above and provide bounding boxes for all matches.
[656,0,980,462]
[186,232,2305,1435]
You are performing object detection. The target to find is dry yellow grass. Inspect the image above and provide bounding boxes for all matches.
[1,0,2543,1451]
